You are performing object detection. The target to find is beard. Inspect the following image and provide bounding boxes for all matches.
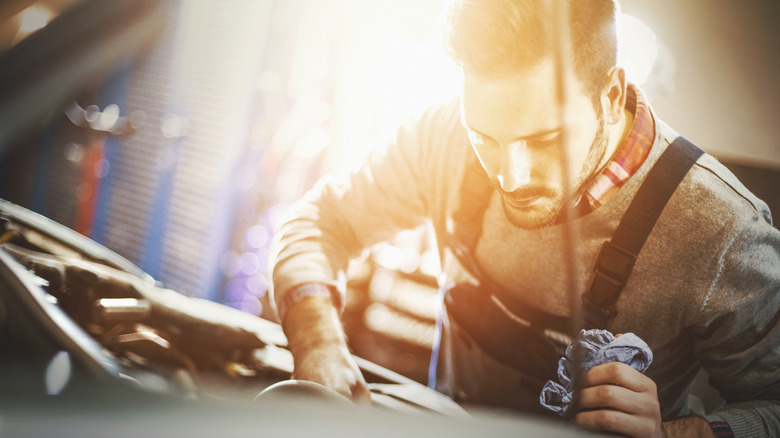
[498,116,609,229]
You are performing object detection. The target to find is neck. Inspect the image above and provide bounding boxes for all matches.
[600,107,634,169]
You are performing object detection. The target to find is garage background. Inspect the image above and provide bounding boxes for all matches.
[0,0,778,384]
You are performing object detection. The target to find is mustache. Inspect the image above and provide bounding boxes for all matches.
[492,181,558,203]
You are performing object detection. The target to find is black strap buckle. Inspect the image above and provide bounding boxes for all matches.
[584,241,637,311]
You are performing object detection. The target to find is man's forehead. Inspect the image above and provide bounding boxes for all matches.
[460,57,594,138]
[460,62,560,135]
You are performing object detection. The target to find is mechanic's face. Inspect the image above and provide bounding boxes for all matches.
[461,57,608,229]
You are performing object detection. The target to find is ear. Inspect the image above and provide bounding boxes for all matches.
[601,66,628,125]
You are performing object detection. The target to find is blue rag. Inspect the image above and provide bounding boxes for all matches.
[539,329,653,415]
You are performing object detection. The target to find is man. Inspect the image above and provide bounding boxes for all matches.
[269,0,780,436]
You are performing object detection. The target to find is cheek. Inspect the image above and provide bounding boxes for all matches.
[565,124,600,172]
[538,152,563,179]
[566,137,590,168]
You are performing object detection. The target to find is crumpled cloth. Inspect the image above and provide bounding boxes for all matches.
[539,329,653,415]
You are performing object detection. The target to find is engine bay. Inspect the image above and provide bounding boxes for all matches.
[0,200,466,416]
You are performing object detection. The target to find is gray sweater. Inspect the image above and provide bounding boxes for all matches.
[270,99,780,436]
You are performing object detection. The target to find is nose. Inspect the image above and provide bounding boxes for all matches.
[497,141,532,192]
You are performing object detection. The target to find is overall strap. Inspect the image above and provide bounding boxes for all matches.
[451,156,493,255]
[582,136,704,329]
[447,155,493,280]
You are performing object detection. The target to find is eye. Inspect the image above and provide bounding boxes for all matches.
[528,134,560,149]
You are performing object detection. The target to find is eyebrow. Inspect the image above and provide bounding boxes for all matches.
[464,122,561,143]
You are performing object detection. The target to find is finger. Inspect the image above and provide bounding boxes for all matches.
[577,384,657,417]
[326,369,362,402]
[582,362,657,394]
[342,357,371,405]
[351,378,372,406]
[327,363,371,406]
[574,409,658,437]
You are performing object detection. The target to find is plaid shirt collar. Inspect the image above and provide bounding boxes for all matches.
[581,84,655,210]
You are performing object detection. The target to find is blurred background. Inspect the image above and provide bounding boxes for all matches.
[0,0,778,384]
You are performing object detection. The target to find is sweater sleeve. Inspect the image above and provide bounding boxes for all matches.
[268,101,459,318]
[691,205,780,437]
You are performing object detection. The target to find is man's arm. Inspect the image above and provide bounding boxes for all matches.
[282,292,369,403]
[269,101,460,401]
[687,203,780,436]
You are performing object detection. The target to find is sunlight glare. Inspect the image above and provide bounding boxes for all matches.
[617,14,658,86]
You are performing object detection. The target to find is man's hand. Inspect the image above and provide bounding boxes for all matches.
[573,362,663,437]
[283,293,371,405]
[572,362,715,437]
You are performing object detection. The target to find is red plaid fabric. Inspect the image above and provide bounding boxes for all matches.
[582,84,655,210]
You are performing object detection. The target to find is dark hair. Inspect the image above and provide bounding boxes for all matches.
[444,0,618,101]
